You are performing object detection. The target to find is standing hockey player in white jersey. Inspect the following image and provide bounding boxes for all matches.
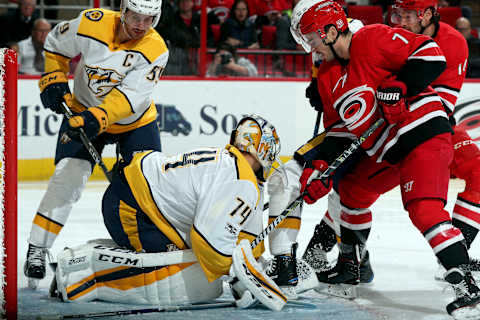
[24,0,168,288]
[51,115,288,310]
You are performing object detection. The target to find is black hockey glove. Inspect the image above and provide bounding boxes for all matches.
[65,107,108,141]
[305,78,323,113]
[38,71,71,114]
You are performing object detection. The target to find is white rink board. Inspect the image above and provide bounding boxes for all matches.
[17,79,480,160]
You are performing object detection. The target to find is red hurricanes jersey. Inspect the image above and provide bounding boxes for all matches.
[317,24,451,164]
[431,22,469,116]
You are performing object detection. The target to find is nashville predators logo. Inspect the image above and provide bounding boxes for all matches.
[85,10,103,21]
[84,66,124,97]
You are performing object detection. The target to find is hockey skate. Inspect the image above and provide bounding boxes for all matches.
[436,258,480,282]
[302,223,336,273]
[445,268,480,319]
[316,243,360,299]
[359,249,374,284]
[24,243,48,289]
[266,244,299,300]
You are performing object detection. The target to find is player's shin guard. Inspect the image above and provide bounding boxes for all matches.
[28,158,92,248]
[452,190,480,250]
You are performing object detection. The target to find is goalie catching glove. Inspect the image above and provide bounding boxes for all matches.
[66,107,108,141]
[232,239,287,311]
[376,77,409,124]
[299,160,332,204]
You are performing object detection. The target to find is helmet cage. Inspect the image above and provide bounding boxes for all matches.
[121,0,162,28]
[230,115,281,181]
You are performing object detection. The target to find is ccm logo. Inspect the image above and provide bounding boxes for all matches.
[454,140,474,149]
[376,92,400,101]
[68,256,86,265]
[97,253,140,266]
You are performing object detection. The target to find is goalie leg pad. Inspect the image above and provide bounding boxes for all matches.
[233,239,287,311]
[55,240,222,305]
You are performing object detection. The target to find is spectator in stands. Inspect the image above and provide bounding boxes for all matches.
[206,42,258,76]
[220,0,259,49]
[439,0,472,21]
[18,18,51,75]
[208,0,235,23]
[255,0,297,49]
[456,17,480,78]
[0,0,39,48]
[157,0,217,74]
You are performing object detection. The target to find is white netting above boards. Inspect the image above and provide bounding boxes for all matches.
[0,48,18,319]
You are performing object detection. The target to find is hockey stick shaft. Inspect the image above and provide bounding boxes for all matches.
[250,118,385,249]
[93,118,384,267]
[37,301,236,319]
[60,102,112,182]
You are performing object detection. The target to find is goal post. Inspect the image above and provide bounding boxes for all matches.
[1,48,18,319]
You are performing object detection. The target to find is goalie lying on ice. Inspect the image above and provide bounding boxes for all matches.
[51,114,287,311]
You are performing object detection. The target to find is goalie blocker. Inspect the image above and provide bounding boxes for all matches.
[52,239,286,311]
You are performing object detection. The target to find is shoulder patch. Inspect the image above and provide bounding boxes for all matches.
[85,10,104,21]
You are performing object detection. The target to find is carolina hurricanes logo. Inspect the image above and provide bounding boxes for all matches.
[334,85,377,131]
[84,65,125,97]
[453,98,480,141]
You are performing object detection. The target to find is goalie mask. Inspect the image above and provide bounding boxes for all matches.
[121,0,162,28]
[290,0,348,52]
[230,115,281,181]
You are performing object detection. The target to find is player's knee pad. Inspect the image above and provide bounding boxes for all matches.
[38,158,92,212]
[268,159,303,255]
[55,240,222,305]
[407,199,451,233]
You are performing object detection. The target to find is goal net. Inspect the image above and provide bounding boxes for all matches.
[0,48,18,319]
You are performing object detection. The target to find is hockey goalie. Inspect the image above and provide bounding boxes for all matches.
[50,114,288,310]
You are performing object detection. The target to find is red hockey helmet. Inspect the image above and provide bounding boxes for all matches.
[391,0,438,24]
[290,0,348,52]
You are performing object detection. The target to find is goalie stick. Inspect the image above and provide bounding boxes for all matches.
[36,299,317,319]
[60,102,112,182]
[87,118,385,268]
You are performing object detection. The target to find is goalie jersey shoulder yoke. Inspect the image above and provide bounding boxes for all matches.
[123,145,265,281]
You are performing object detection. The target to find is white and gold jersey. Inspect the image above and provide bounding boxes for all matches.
[44,8,169,133]
[123,145,265,282]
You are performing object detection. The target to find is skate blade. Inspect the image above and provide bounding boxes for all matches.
[314,283,357,300]
[27,277,39,289]
[450,305,480,320]
[280,286,298,300]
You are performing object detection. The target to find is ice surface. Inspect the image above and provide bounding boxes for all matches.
[17,180,474,319]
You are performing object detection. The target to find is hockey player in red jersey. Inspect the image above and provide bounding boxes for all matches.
[302,0,480,285]
[392,0,480,275]
[289,0,480,317]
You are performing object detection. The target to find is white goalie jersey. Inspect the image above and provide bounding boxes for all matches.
[44,8,169,132]
[123,145,265,282]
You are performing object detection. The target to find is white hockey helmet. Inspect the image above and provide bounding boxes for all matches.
[230,115,281,181]
[121,0,162,28]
